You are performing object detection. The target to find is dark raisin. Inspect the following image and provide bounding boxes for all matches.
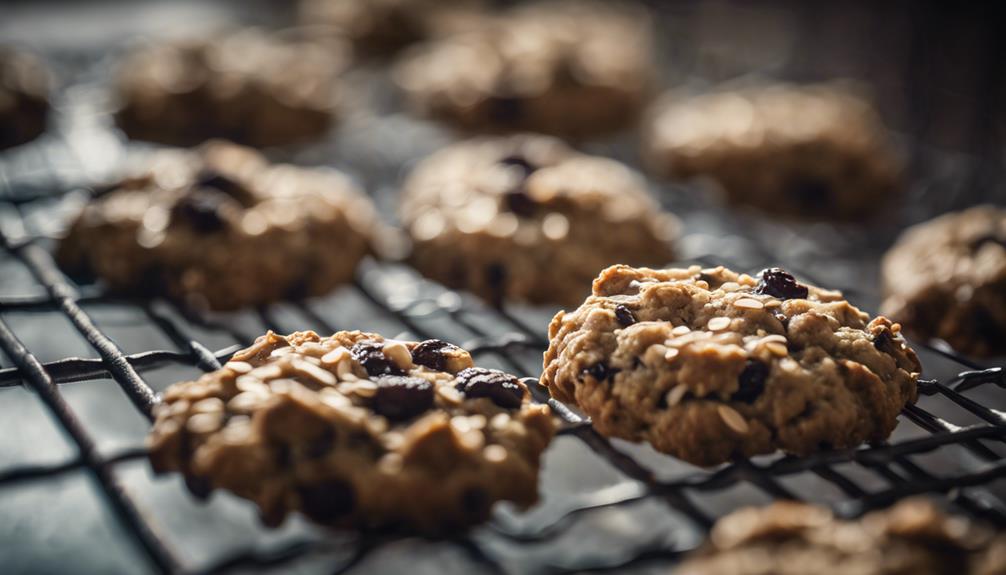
[171,190,230,233]
[410,339,462,372]
[503,188,537,217]
[873,329,895,354]
[297,479,355,523]
[350,341,405,377]
[487,95,523,123]
[731,360,769,403]
[754,268,809,300]
[582,362,617,382]
[499,154,538,177]
[196,170,252,205]
[455,367,524,409]
[614,305,637,327]
[184,475,213,500]
[461,487,491,519]
[372,375,435,421]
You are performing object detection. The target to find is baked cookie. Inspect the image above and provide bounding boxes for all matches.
[881,205,1006,357]
[400,135,678,307]
[299,0,483,56]
[57,141,376,310]
[643,84,901,220]
[114,28,347,148]
[542,264,920,466]
[677,498,1006,575]
[393,0,653,139]
[148,330,555,532]
[0,46,49,150]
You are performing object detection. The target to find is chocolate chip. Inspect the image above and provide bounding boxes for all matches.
[372,375,434,421]
[582,362,617,382]
[411,339,462,372]
[754,268,809,300]
[350,341,405,377]
[455,367,524,409]
[614,305,637,327]
[503,189,537,217]
[171,190,230,233]
[732,360,768,403]
[297,479,355,523]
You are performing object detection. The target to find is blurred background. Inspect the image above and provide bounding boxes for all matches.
[0,1,1003,574]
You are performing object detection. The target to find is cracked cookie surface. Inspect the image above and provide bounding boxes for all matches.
[881,205,1006,357]
[401,134,678,307]
[678,498,1006,575]
[643,84,901,220]
[115,28,347,147]
[58,141,376,310]
[393,0,653,139]
[542,264,920,466]
[148,330,555,533]
[0,46,49,150]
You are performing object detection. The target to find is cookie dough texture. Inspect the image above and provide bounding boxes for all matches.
[114,28,347,147]
[542,265,920,466]
[300,0,483,55]
[148,330,555,532]
[400,135,678,306]
[0,47,49,150]
[881,205,1006,357]
[394,0,653,139]
[677,498,1006,575]
[643,84,901,220]
[58,141,376,310]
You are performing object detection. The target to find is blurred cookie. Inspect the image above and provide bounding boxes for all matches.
[115,28,347,148]
[400,134,677,306]
[0,46,49,150]
[299,0,483,55]
[678,498,1006,575]
[643,84,901,220]
[394,0,653,139]
[148,330,555,532]
[58,141,376,310]
[542,265,920,466]
[881,205,1006,357]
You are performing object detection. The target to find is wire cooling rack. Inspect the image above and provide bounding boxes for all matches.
[1,1,1004,574]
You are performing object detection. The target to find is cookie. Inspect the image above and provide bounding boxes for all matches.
[643,84,901,220]
[677,498,1006,575]
[148,330,555,532]
[299,0,483,55]
[57,141,376,310]
[542,264,921,466]
[881,205,1006,357]
[400,135,678,307]
[114,28,347,148]
[0,46,49,150]
[393,0,653,139]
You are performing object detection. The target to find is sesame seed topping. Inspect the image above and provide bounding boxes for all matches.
[718,405,749,434]
[734,298,765,310]
[665,385,688,407]
[707,317,732,331]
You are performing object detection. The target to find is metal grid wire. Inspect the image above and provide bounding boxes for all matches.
[1,1,1005,573]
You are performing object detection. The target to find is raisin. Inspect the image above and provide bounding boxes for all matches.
[455,367,524,409]
[499,154,537,177]
[184,475,213,500]
[755,268,809,300]
[614,305,637,327]
[582,362,617,382]
[873,329,895,354]
[171,190,230,233]
[461,487,491,519]
[297,479,355,523]
[411,339,462,372]
[732,360,769,403]
[372,375,434,421]
[195,169,252,205]
[350,341,405,377]
[503,189,537,217]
